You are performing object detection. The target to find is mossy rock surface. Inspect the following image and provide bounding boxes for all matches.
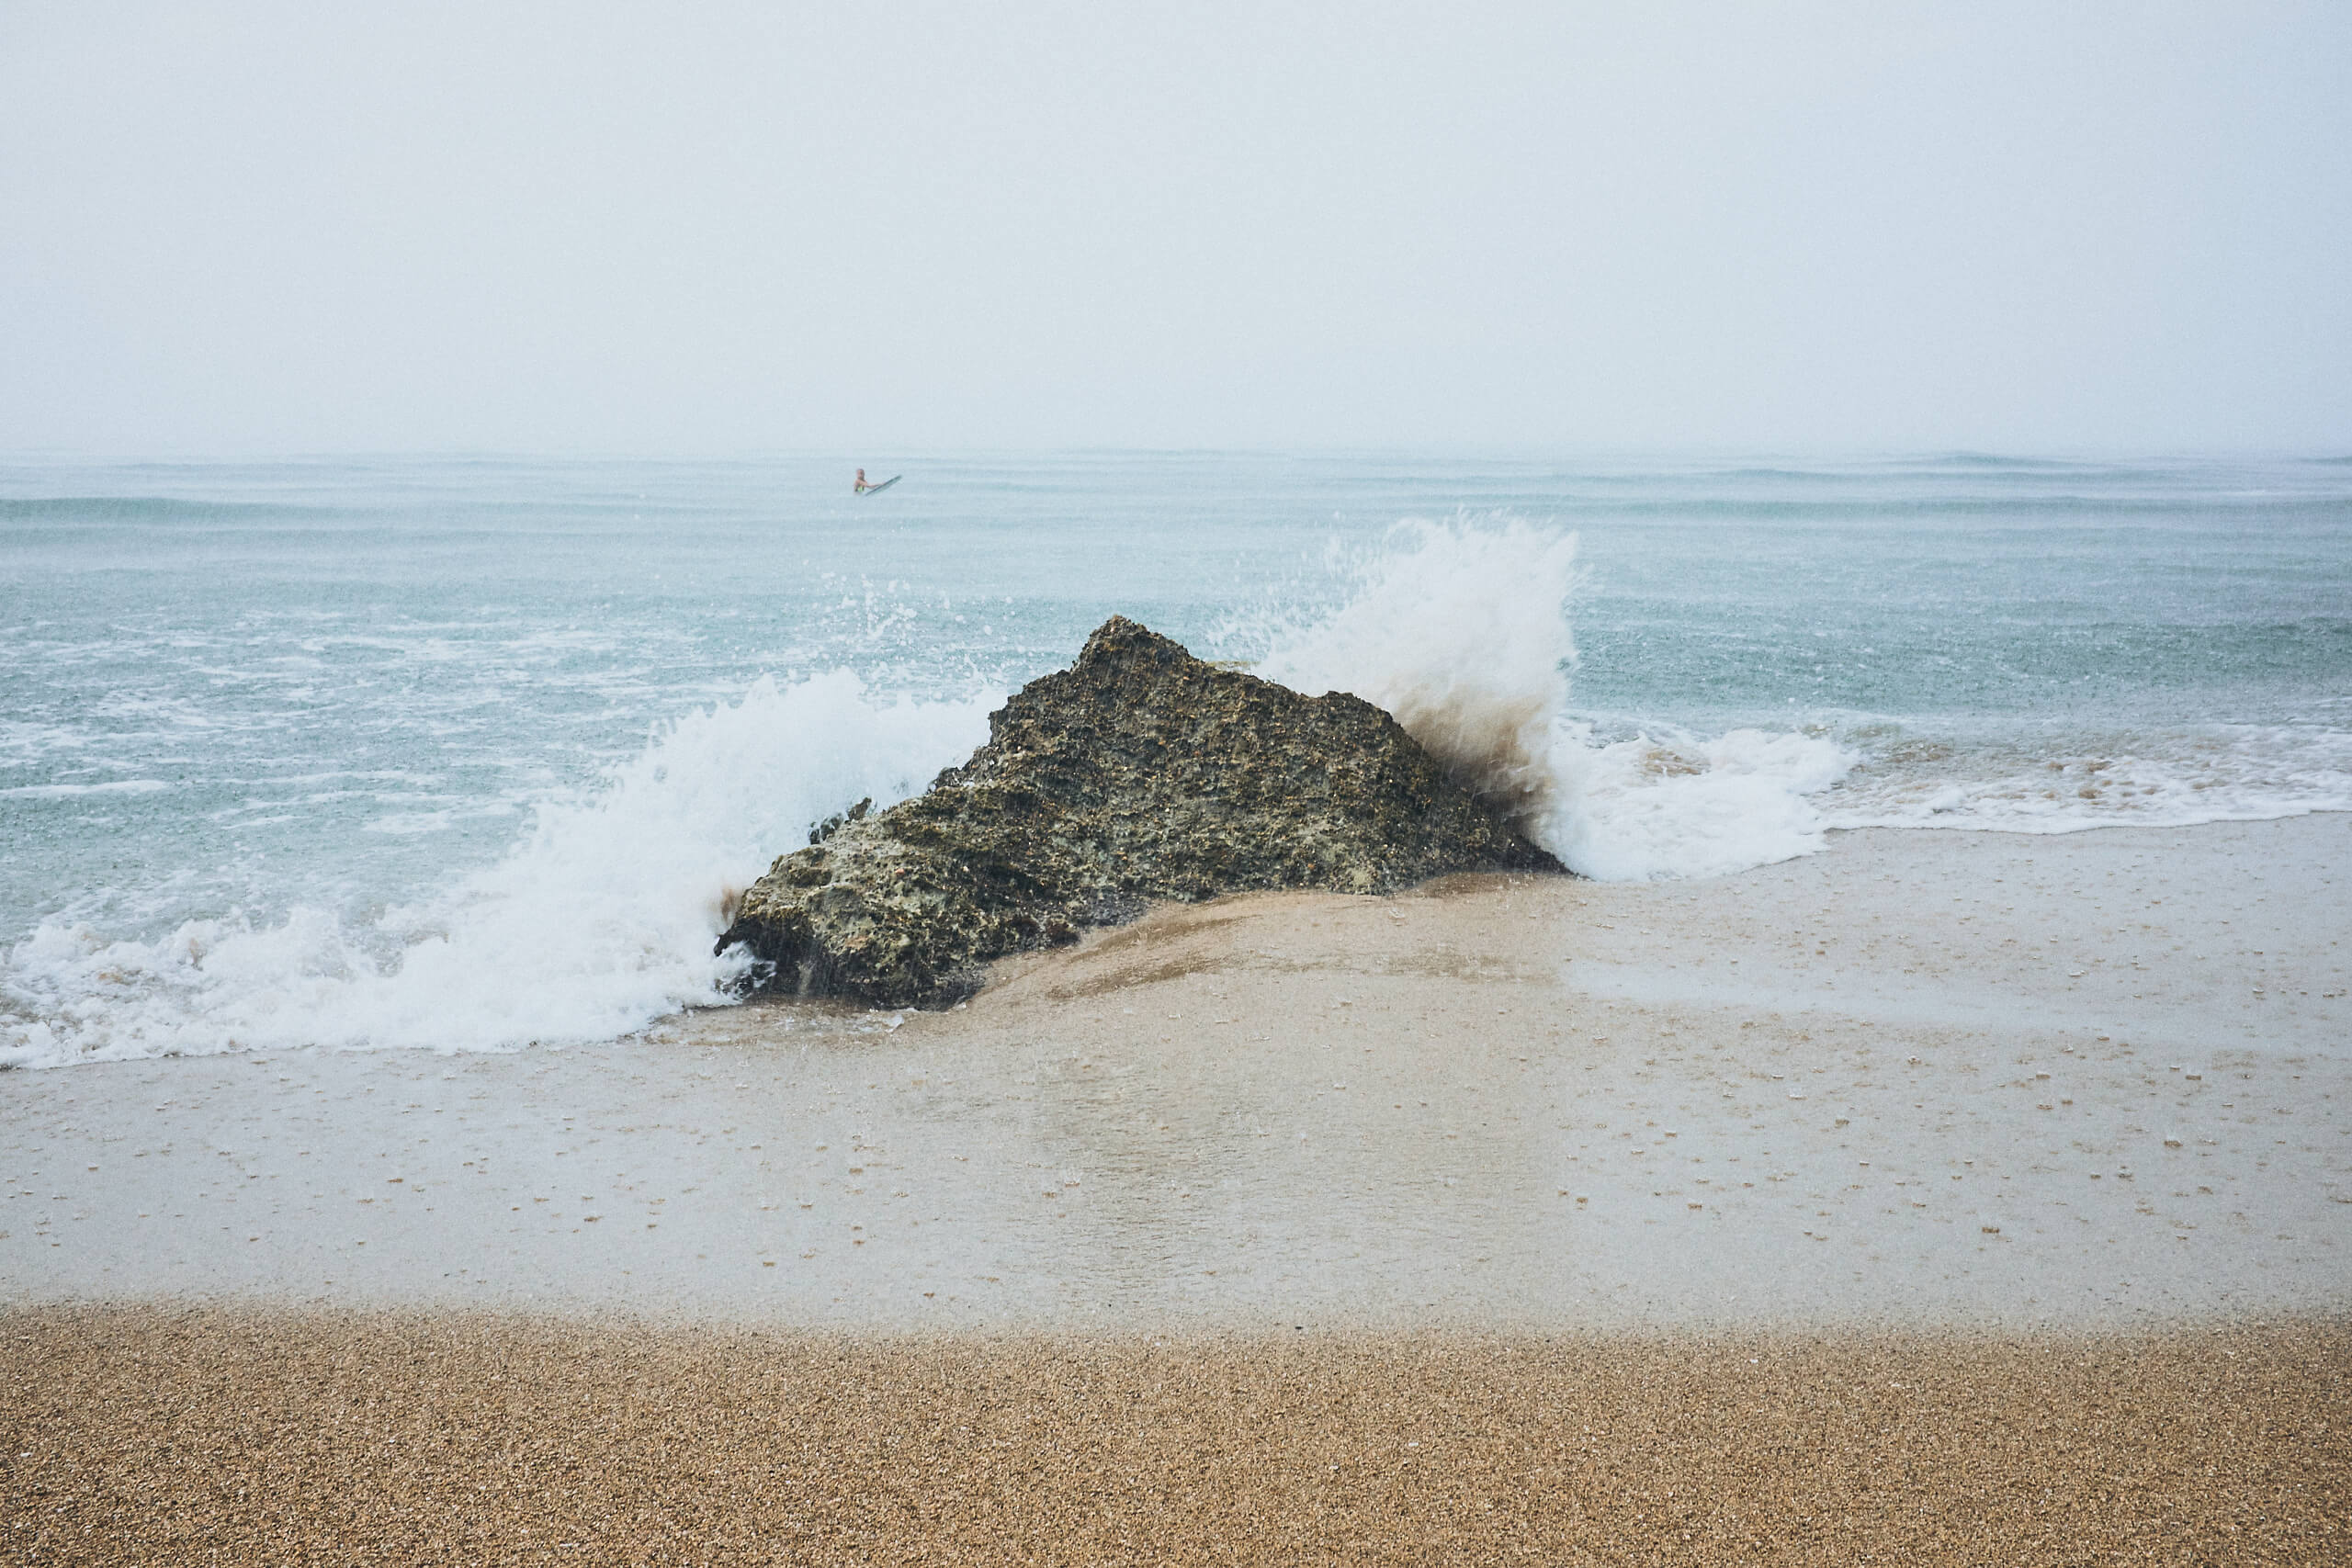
[716,616,1564,1007]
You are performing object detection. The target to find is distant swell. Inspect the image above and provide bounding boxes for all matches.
[0,496,345,523]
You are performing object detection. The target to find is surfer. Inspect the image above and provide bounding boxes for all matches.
[854,468,871,493]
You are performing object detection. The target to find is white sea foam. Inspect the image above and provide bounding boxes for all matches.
[0,672,992,1067]
[1542,724,1856,881]
[1261,519,1858,881]
[1824,724,2352,835]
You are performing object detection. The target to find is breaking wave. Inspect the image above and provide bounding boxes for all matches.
[1257,518,2350,881]
[1,674,992,1067]
[1261,518,1858,881]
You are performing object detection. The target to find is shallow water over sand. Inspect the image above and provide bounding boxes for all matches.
[6,818,2345,1330]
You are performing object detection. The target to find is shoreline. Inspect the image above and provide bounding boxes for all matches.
[4,812,2345,1330]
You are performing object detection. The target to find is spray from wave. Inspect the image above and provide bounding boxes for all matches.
[1,673,992,1067]
[1258,517,1856,882]
[1260,519,1580,828]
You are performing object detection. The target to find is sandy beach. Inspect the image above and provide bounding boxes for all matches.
[6,1308,2345,1563]
[6,815,2349,1559]
[11,4,2347,1555]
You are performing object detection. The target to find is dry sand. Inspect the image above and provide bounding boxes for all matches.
[5,816,2350,1561]
[6,1307,2347,1565]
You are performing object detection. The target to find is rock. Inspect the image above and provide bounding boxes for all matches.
[715,616,1564,1008]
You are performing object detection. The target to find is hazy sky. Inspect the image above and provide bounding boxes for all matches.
[4,2,2347,454]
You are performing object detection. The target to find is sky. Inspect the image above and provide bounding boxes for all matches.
[3,2,2347,455]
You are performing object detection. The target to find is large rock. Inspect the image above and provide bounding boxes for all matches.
[715,616,1563,1007]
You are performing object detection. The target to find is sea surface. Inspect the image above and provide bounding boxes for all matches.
[4,452,2348,1066]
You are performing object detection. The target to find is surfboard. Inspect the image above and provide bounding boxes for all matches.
[858,475,901,495]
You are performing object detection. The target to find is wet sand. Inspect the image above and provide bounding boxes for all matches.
[5,816,2350,1560]
[6,816,2345,1327]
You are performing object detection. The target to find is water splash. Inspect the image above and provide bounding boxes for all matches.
[1261,517,1855,881]
[1261,518,1580,829]
[2,671,993,1066]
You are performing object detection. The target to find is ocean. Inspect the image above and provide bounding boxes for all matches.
[4,452,2347,1068]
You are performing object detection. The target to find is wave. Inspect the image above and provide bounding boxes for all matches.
[1255,519,2352,880]
[1258,518,1860,882]
[8,514,2348,1068]
[1822,723,2352,834]
[0,496,349,524]
[1534,495,2352,521]
[0,779,174,800]
[0,673,992,1068]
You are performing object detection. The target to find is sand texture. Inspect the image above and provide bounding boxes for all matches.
[6,1306,2347,1565]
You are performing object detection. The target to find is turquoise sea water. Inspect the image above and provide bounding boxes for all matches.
[4,452,2348,1066]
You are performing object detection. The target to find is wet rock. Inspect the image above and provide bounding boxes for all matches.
[716,616,1563,1007]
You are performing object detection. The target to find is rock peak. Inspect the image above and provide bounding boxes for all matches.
[1075,614,1163,660]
